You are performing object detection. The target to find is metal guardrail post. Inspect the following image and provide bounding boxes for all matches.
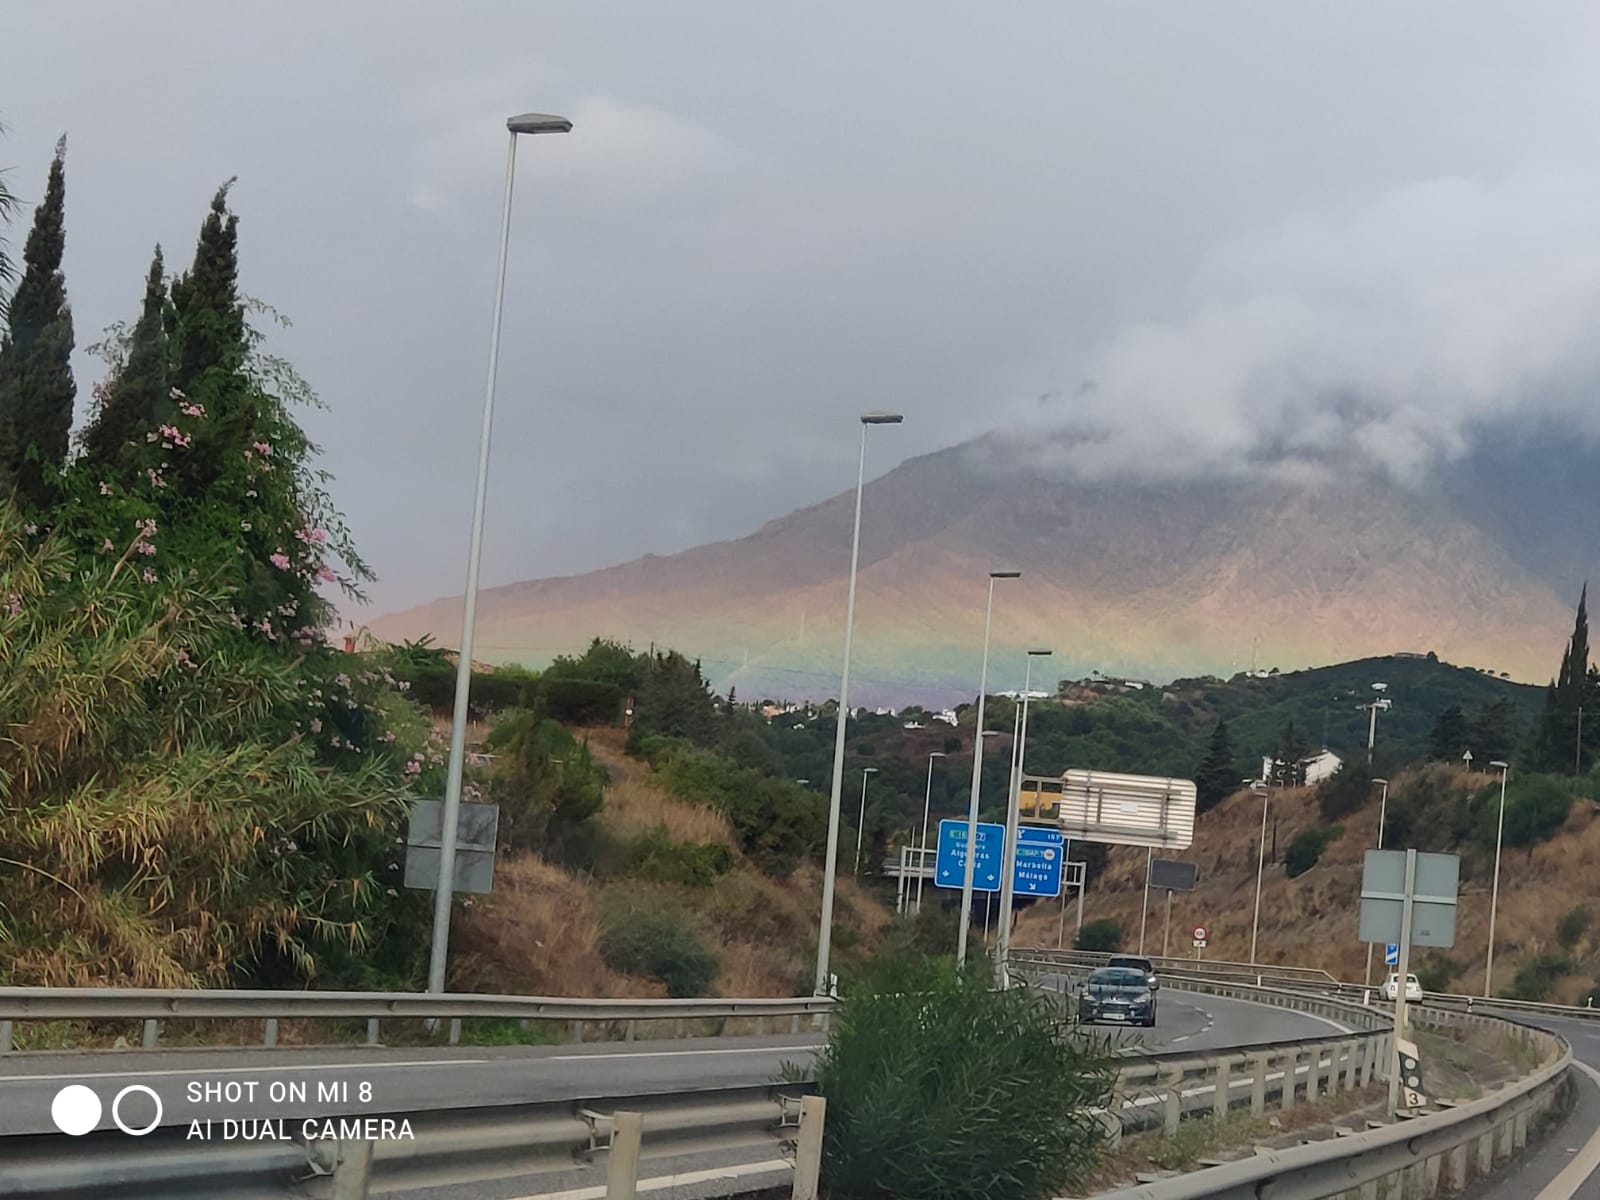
[1251,1053,1268,1115]
[0,1019,12,1054]
[1424,1153,1442,1193]
[1305,1044,1321,1104]
[792,1095,826,1200]
[141,1019,158,1049]
[1447,1143,1469,1191]
[264,1018,278,1048]
[1514,1109,1529,1151]
[1212,1057,1231,1120]
[448,1018,462,1046]
[330,1139,374,1200]
[606,1111,643,1200]
[366,1018,380,1046]
[1476,1129,1494,1175]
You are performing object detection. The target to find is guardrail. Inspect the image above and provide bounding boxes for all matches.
[0,988,837,1054]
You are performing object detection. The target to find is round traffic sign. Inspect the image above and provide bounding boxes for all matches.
[1193,926,1208,941]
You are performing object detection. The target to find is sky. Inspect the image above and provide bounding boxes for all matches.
[6,2,1600,622]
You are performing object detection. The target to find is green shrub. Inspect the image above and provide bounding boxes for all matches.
[812,953,1115,1199]
[1284,825,1343,878]
[1413,953,1459,994]
[943,736,962,754]
[540,677,623,725]
[623,827,735,888]
[598,906,720,997]
[1473,775,1575,851]
[654,745,825,875]
[1559,907,1592,951]
[1317,763,1375,821]
[1503,952,1574,1002]
[1075,918,1123,953]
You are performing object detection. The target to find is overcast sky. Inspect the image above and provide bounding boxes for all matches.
[6,2,1600,620]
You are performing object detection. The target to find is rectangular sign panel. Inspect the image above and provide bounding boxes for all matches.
[1021,770,1196,850]
[404,800,500,895]
[1358,849,1459,949]
[933,820,1065,896]
[1149,858,1199,892]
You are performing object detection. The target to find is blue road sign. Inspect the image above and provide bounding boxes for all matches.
[934,820,1064,897]
[1385,944,1399,966]
[1014,826,1066,898]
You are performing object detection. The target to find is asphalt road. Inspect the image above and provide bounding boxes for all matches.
[0,987,1352,1142]
[1458,1011,1600,1200]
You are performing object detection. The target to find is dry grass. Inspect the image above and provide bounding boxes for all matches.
[1012,769,1600,999]
[453,727,892,1001]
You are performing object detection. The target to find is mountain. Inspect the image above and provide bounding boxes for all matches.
[367,430,1598,707]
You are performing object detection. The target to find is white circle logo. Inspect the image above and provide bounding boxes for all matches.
[110,1085,163,1136]
[51,1085,102,1136]
[1042,849,1057,861]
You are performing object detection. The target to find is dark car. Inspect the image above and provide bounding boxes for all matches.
[1107,954,1159,991]
[1079,967,1157,1026]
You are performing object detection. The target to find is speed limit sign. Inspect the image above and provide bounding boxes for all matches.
[1192,925,1208,948]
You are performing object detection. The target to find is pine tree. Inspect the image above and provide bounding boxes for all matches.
[80,246,169,471]
[1528,586,1590,771]
[1270,720,1309,787]
[1428,704,1470,761]
[1194,720,1237,813]
[0,137,75,508]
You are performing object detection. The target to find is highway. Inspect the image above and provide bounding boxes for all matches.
[0,987,1351,1145]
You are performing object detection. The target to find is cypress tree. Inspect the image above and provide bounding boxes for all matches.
[168,180,245,392]
[1194,719,1237,813]
[1529,586,1590,771]
[0,136,75,508]
[1428,704,1469,761]
[80,246,169,471]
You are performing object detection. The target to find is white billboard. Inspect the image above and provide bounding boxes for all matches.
[1019,770,1195,850]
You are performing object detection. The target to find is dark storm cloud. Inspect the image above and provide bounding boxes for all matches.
[3,1,1598,619]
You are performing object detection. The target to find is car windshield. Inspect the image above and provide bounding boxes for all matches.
[1090,969,1148,986]
[1108,958,1152,971]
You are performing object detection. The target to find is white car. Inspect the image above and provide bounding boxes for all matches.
[1381,973,1422,1002]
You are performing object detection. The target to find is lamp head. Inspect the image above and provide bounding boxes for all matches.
[506,113,573,135]
[990,570,1022,580]
[861,411,903,425]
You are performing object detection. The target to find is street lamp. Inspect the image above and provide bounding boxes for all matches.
[915,752,947,913]
[1485,760,1510,997]
[957,570,1021,967]
[1363,682,1392,767]
[429,110,572,996]
[854,767,880,875]
[1249,780,1271,966]
[815,411,903,995]
[996,648,1053,984]
[1362,777,1389,987]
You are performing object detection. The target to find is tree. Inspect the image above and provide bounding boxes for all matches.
[1528,586,1591,772]
[1269,719,1309,787]
[1471,697,1522,767]
[1193,719,1237,814]
[0,112,19,308]
[167,182,245,392]
[1429,704,1469,761]
[0,137,75,508]
[80,246,169,471]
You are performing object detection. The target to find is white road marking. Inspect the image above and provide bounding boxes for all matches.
[543,1045,821,1063]
[1535,1061,1600,1199]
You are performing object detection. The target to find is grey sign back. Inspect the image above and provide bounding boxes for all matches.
[404,800,500,895]
[1358,849,1459,948]
[1149,858,1199,892]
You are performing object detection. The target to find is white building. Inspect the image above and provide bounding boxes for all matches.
[932,709,959,726]
[1260,748,1344,787]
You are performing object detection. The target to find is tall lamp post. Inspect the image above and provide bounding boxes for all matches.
[1362,776,1389,987]
[1363,682,1392,768]
[814,411,902,995]
[1248,780,1271,966]
[996,648,1053,985]
[853,767,880,874]
[915,752,946,913]
[429,111,572,996]
[1484,760,1510,997]
[957,570,1021,967]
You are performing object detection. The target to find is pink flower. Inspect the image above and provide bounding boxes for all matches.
[381,731,397,743]
[174,648,192,667]
[3,595,20,619]
[146,469,166,489]
[404,759,421,776]
[334,673,351,689]
[140,519,157,536]
[102,539,114,551]
[316,565,337,584]
[135,542,156,556]
[23,523,36,535]
[180,403,205,417]
[141,569,157,583]
[269,552,292,570]
[310,718,323,733]
[295,527,327,545]
[99,482,112,496]
[253,441,274,457]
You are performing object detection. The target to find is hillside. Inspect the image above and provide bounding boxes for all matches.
[1011,766,1600,1004]
[367,432,1598,706]
[451,727,891,999]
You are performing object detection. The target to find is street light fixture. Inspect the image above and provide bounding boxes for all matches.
[996,648,1053,985]
[957,570,1021,967]
[1485,760,1510,997]
[428,110,572,997]
[1249,780,1271,966]
[915,752,947,913]
[1363,682,1392,767]
[1362,777,1390,987]
[815,411,903,995]
[854,767,880,875]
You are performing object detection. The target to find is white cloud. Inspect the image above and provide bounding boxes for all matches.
[1011,163,1600,484]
